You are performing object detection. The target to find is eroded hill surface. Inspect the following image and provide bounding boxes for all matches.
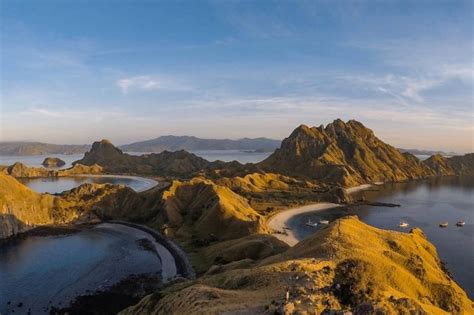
[120,217,473,315]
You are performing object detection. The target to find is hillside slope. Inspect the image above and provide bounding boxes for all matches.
[121,216,473,315]
[259,119,438,186]
[424,153,474,176]
[0,173,124,238]
[73,139,235,176]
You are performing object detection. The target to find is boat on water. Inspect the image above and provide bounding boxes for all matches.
[439,222,449,228]
[319,220,330,225]
[398,222,409,228]
[456,221,465,227]
[306,219,318,227]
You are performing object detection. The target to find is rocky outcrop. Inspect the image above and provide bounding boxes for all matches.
[260,119,440,186]
[2,162,51,177]
[121,216,473,315]
[1,162,102,178]
[41,157,66,167]
[73,139,229,176]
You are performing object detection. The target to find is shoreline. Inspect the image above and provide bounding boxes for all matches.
[267,183,374,246]
[73,174,159,192]
[109,220,195,280]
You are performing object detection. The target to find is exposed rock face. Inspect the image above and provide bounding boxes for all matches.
[121,217,473,315]
[41,157,66,167]
[74,139,224,176]
[260,119,440,186]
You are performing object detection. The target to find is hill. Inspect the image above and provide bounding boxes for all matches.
[121,216,473,314]
[0,141,90,156]
[119,135,280,153]
[259,119,435,186]
[424,153,474,176]
[73,139,229,176]
[0,173,123,238]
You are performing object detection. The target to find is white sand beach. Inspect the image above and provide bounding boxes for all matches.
[268,184,374,246]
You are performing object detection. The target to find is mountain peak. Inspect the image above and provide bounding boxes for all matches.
[260,119,433,185]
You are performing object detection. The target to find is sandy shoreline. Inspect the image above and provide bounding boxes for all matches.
[267,184,374,246]
[75,174,159,192]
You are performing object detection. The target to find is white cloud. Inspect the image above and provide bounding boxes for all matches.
[117,76,161,94]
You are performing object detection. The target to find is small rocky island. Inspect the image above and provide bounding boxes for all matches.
[41,157,66,168]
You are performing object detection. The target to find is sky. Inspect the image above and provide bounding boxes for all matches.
[0,0,473,152]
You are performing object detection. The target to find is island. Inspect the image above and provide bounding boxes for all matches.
[1,119,473,314]
[41,157,66,167]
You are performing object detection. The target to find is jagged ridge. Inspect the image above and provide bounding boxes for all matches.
[259,119,471,186]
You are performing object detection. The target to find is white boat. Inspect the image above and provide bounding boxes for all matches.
[319,220,330,225]
[398,222,409,228]
[305,219,318,227]
[456,221,465,227]
[439,222,449,228]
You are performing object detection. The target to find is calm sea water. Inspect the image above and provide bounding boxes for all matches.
[0,223,162,314]
[292,176,474,297]
[0,150,271,168]
[0,154,84,169]
[2,150,269,194]
[18,175,157,194]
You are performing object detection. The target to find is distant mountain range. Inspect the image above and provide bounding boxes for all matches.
[118,136,281,153]
[398,148,457,156]
[0,142,90,156]
[0,136,281,156]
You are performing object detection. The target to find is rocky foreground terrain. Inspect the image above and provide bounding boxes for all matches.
[121,216,473,314]
[1,119,473,314]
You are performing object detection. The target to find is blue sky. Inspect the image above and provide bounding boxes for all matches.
[1,0,472,152]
